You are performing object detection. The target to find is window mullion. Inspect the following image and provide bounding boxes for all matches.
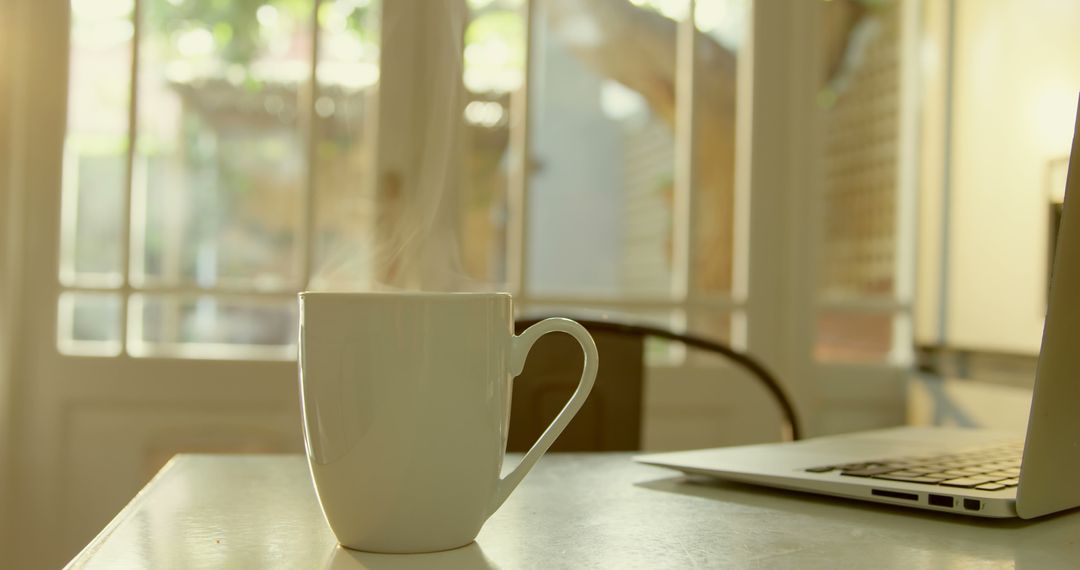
[889,0,922,364]
[526,294,742,311]
[507,0,536,303]
[673,0,700,305]
[61,284,299,298]
[299,0,324,291]
[119,0,143,356]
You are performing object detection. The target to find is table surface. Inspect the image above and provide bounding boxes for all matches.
[68,453,1080,569]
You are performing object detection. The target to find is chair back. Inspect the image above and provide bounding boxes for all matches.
[507,318,800,452]
[507,327,644,452]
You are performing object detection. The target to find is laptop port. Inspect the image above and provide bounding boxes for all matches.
[963,498,982,511]
[871,489,918,501]
[929,494,954,508]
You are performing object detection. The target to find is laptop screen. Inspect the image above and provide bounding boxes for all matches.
[1016,94,1080,519]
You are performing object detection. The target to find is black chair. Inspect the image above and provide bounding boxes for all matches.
[507,317,801,452]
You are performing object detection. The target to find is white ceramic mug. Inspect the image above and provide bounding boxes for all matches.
[298,292,598,553]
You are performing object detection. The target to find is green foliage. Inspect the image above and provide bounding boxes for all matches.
[464,10,524,70]
[146,0,263,64]
[146,0,373,65]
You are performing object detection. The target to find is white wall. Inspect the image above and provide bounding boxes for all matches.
[944,0,1080,353]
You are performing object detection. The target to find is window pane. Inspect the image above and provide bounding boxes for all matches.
[687,308,731,344]
[693,0,746,294]
[61,0,134,286]
[817,2,900,299]
[58,292,123,356]
[458,0,526,287]
[128,294,295,359]
[680,308,733,367]
[132,0,313,290]
[526,1,684,297]
[815,312,893,363]
[310,0,381,289]
[525,0,746,298]
[815,1,902,364]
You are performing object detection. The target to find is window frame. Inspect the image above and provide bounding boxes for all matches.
[54,0,757,361]
[50,0,916,379]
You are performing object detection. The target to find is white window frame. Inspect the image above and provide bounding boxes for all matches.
[47,0,921,443]
[51,0,915,376]
[53,0,739,359]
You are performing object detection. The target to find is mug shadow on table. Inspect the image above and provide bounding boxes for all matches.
[323,541,498,570]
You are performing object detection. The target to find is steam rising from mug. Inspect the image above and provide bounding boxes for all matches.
[312,3,491,292]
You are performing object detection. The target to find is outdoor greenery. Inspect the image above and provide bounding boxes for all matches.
[146,0,375,64]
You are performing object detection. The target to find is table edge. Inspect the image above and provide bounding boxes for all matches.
[64,455,188,568]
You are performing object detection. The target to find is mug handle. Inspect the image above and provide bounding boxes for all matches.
[489,318,599,515]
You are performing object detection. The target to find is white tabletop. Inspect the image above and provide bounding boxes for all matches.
[69,453,1079,569]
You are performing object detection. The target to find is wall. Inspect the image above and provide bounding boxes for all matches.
[944,0,1080,353]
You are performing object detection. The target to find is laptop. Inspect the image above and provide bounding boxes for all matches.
[635,96,1080,520]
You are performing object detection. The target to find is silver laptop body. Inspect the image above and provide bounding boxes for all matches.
[635,96,1080,520]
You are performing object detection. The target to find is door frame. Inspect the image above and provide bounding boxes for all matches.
[0,0,26,560]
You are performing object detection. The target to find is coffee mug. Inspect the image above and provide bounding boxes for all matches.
[298,292,598,553]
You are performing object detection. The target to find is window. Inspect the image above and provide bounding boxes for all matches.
[58,0,757,361]
[517,0,746,351]
[58,0,912,367]
[60,0,374,358]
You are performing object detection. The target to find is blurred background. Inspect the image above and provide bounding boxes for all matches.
[2,0,1080,566]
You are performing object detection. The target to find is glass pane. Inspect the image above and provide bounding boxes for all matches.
[526,1,685,297]
[817,1,900,299]
[129,294,295,358]
[458,0,526,287]
[57,292,123,356]
[683,308,732,367]
[309,0,381,289]
[815,312,894,363]
[693,0,747,294]
[61,0,134,287]
[132,0,313,290]
[687,308,731,344]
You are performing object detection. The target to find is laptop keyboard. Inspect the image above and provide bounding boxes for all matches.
[805,441,1023,491]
